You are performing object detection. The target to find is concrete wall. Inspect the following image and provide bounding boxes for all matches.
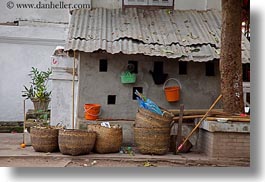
[78,52,221,120]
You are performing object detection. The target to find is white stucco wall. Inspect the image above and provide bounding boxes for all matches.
[206,0,221,10]
[174,0,207,10]
[174,0,221,11]
[0,24,67,121]
[92,0,121,9]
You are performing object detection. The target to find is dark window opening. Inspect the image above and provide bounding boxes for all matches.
[107,95,116,105]
[133,87,143,100]
[242,63,250,82]
[154,61,164,74]
[128,61,138,73]
[123,0,174,10]
[99,59,108,72]
[205,62,215,76]
[179,61,187,75]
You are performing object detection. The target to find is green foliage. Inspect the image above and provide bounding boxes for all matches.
[22,67,52,101]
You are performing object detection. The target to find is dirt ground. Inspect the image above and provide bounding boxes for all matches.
[0,133,250,167]
[0,156,248,167]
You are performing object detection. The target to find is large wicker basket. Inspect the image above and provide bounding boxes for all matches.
[135,108,173,128]
[134,127,170,155]
[30,127,59,153]
[87,124,123,154]
[58,129,96,156]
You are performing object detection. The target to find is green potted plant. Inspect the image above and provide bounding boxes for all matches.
[22,67,52,111]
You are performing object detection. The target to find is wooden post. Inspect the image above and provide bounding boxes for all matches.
[72,51,76,129]
[176,104,184,154]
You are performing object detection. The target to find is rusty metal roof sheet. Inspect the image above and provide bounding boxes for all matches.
[65,8,250,63]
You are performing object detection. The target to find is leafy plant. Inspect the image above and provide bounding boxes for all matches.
[22,67,52,101]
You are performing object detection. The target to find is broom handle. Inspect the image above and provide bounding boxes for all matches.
[177,94,222,152]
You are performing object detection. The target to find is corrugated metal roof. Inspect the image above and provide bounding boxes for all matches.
[65,8,250,63]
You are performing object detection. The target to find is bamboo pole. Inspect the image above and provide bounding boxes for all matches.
[72,51,76,129]
[168,109,224,116]
[177,94,223,153]
[206,117,250,122]
[23,99,26,144]
[173,115,205,120]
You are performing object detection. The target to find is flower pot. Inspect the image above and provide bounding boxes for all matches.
[31,98,50,111]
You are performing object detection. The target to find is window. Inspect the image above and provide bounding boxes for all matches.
[154,61,164,74]
[99,59,108,72]
[128,61,138,73]
[107,95,116,105]
[179,62,187,75]
[149,0,173,6]
[242,63,250,82]
[133,87,143,100]
[123,0,174,7]
[205,62,215,76]
[124,0,148,5]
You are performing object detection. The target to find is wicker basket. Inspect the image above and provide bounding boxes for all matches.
[87,124,123,154]
[135,108,173,128]
[134,127,170,155]
[30,127,59,153]
[58,129,96,156]
[120,71,136,84]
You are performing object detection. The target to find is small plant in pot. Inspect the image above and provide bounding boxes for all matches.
[22,67,52,111]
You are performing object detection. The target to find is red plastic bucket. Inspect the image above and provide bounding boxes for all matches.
[84,104,101,120]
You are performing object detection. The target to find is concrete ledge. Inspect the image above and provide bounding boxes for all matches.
[198,121,250,159]
[200,120,250,133]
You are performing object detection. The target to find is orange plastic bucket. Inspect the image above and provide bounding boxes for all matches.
[163,78,182,102]
[164,86,180,102]
[84,104,101,120]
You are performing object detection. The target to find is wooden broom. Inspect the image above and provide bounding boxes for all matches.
[177,94,223,153]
